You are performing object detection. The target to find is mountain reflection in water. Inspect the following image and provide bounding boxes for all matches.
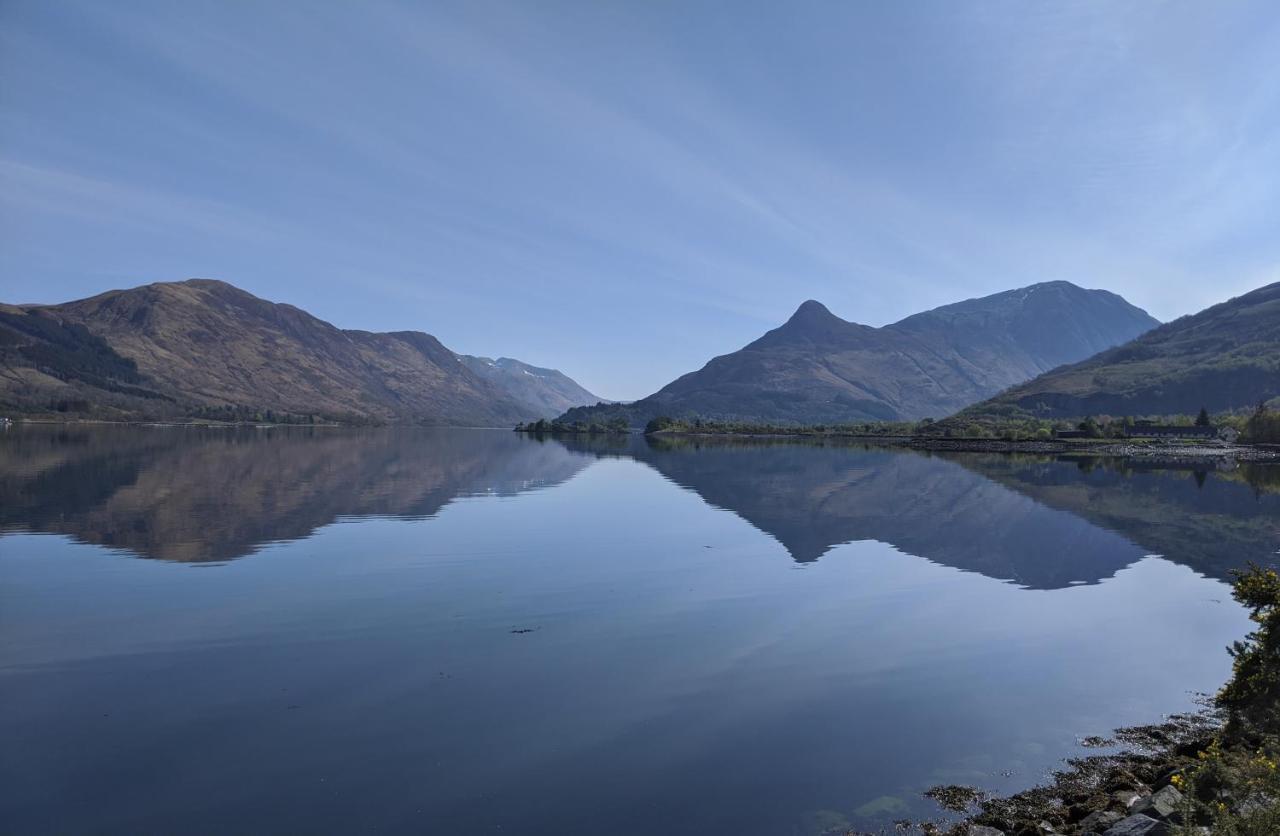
[0,425,589,562]
[572,435,1280,587]
[3,426,1276,587]
[1,425,1273,836]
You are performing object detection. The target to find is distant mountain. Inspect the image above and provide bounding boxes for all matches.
[559,281,1158,427]
[961,281,1280,419]
[456,355,607,418]
[0,279,560,425]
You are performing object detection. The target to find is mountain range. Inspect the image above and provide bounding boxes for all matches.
[0,279,605,425]
[958,281,1280,420]
[457,355,611,417]
[6,277,1277,428]
[559,281,1159,427]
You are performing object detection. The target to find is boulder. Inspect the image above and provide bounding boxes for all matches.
[966,826,1005,836]
[1101,814,1169,836]
[1078,809,1123,832]
[1130,785,1182,821]
[1111,790,1142,811]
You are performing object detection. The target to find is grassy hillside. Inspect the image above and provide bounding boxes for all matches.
[1,280,534,425]
[960,282,1280,421]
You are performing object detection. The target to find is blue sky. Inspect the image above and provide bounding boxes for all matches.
[2,1,1278,400]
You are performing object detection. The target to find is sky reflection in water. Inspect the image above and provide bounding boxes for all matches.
[2,426,1276,835]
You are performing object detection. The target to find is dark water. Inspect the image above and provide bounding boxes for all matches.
[3,426,1278,835]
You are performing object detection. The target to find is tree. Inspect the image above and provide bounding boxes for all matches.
[1244,402,1280,444]
[644,416,678,435]
[1196,406,1211,427]
[1077,416,1103,438]
[1220,566,1280,742]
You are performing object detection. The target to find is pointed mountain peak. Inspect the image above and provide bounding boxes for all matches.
[782,299,842,329]
[794,299,831,316]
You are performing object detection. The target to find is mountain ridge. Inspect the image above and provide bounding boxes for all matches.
[559,281,1160,427]
[0,279,599,425]
[956,281,1280,419]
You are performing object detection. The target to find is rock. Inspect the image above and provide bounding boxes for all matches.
[1101,814,1169,836]
[1104,771,1145,793]
[1111,790,1142,810]
[1236,795,1274,816]
[1078,810,1123,832]
[1130,785,1182,821]
[1066,803,1091,822]
[966,826,1005,836]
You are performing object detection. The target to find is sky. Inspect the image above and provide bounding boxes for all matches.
[2,1,1279,400]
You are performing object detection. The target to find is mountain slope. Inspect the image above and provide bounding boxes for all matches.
[961,281,1280,419]
[559,281,1159,426]
[0,279,532,425]
[456,355,608,417]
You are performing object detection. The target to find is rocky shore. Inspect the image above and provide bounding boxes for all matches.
[912,565,1280,836]
[923,710,1215,835]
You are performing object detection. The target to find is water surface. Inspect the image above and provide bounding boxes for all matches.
[3,426,1276,834]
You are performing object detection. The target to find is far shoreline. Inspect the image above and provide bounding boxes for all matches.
[634,429,1280,461]
[11,417,1280,461]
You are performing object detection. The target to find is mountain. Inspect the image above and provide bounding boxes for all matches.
[456,355,608,417]
[558,281,1159,427]
[960,281,1280,419]
[0,279,582,426]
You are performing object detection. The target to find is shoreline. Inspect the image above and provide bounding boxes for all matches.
[0,418,512,431]
[644,430,1280,461]
[921,706,1218,836]
[12,420,1279,461]
[917,564,1280,836]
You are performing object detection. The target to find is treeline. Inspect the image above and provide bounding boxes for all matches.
[0,310,171,402]
[642,416,923,436]
[636,402,1280,443]
[187,404,331,425]
[933,400,1280,441]
[514,417,630,435]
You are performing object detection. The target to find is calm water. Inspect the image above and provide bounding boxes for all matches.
[3,426,1278,835]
